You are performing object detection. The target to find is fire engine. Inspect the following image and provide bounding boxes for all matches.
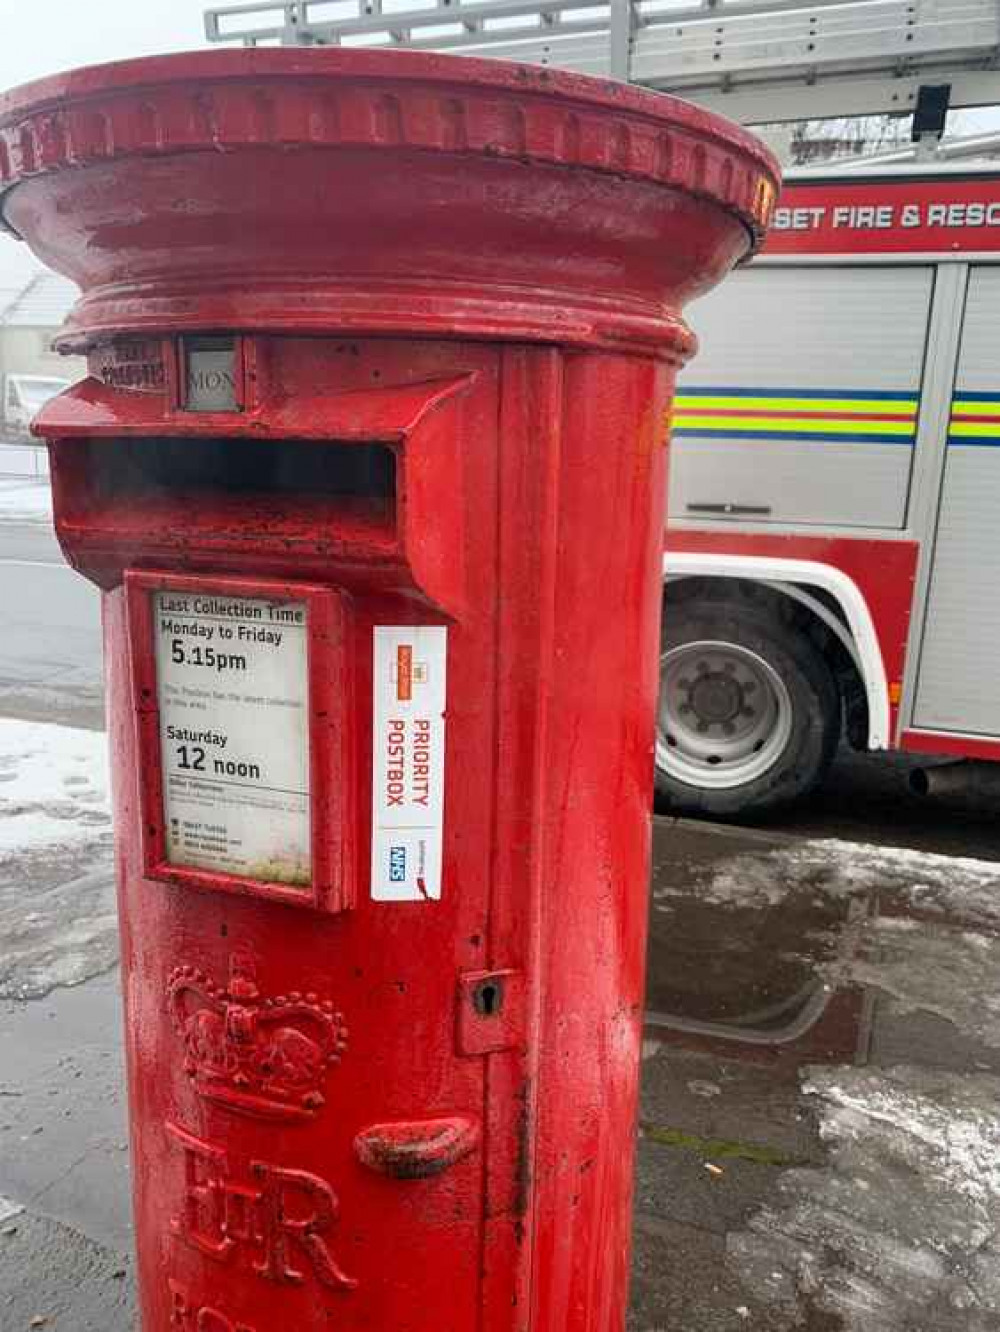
[660,166,1000,814]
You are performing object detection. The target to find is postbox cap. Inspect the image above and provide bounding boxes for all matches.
[0,49,780,356]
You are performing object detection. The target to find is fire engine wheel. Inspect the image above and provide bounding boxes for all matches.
[654,602,841,818]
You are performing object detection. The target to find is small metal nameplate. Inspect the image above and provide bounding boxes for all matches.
[92,340,166,394]
[184,338,239,413]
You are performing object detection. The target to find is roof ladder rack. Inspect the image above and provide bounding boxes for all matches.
[204,0,1000,121]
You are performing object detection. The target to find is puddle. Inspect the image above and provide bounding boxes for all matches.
[646,824,1000,1039]
[647,825,864,1029]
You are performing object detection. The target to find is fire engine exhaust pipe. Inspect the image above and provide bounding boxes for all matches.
[909,760,1000,803]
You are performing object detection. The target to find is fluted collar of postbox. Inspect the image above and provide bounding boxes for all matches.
[0,49,780,358]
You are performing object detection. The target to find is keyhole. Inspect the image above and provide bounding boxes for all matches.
[473,978,503,1017]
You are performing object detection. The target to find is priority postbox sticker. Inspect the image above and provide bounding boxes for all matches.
[371,626,447,901]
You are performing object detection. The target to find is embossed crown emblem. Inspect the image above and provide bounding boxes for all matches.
[167,952,348,1123]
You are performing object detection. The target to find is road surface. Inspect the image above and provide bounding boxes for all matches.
[0,513,102,729]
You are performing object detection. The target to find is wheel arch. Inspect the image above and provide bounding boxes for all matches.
[662,552,890,750]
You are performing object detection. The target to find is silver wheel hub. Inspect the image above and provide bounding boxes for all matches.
[656,640,793,791]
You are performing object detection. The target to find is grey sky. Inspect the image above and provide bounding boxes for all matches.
[0,0,215,284]
[0,0,212,91]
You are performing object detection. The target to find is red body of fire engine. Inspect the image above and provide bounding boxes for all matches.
[0,50,776,1330]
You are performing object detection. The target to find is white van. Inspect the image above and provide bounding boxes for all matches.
[2,374,69,436]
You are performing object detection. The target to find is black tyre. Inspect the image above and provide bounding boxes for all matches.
[654,597,841,819]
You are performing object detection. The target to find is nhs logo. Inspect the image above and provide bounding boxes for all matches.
[388,846,407,883]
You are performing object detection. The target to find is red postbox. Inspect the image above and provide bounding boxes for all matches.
[0,51,776,1331]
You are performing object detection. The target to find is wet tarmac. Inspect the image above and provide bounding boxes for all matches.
[639,788,1000,1331]
[722,744,1000,863]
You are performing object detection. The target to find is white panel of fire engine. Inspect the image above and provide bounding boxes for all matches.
[669,265,934,530]
[913,266,1000,737]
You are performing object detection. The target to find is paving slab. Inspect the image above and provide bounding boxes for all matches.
[0,1204,134,1332]
[0,972,130,1254]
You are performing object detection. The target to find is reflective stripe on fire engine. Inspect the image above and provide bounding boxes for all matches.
[948,393,1000,446]
[672,387,919,445]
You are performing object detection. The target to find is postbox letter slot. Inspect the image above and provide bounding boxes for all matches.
[86,435,396,507]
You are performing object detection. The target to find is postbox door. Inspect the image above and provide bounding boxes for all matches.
[104,344,513,1332]
[133,842,496,1332]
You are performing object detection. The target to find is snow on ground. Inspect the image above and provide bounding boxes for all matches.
[847,916,1000,1052]
[653,835,1000,925]
[0,720,115,999]
[731,1064,1000,1332]
[0,719,109,861]
[0,478,53,526]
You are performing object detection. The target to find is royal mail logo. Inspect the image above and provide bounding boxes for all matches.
[394,645,428,702]
[388,845,407,882]
[396,646,413,701]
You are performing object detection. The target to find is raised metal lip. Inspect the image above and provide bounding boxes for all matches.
[0,46,780,183]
